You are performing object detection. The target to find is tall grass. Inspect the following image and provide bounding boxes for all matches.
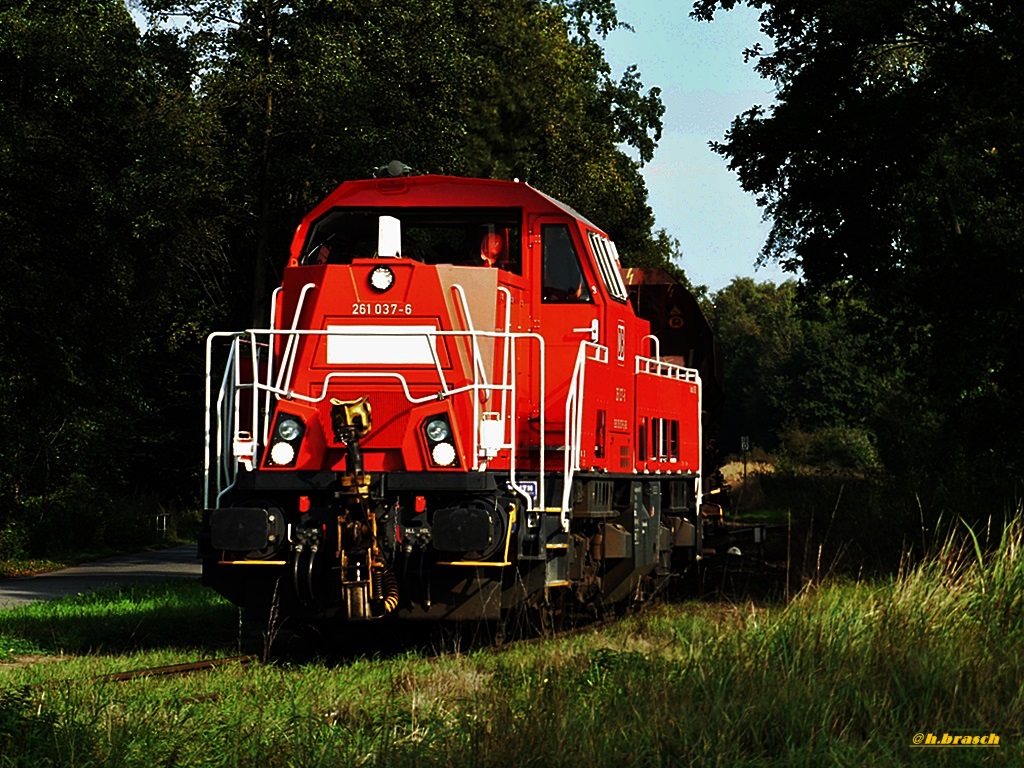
[2,520,1022,766]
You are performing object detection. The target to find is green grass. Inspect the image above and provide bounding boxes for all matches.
[0,581,239,661]
[726,506,791,525]
[2,521,1022,766]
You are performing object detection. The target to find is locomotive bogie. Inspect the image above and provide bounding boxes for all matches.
[201,172,720,626]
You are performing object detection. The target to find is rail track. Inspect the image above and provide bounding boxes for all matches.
[97,655,257,683]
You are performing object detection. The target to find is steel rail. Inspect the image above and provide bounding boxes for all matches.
[96,655,257,683]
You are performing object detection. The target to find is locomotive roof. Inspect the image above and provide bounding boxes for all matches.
[304,174,600,230]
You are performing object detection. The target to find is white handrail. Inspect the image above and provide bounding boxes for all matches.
[205,324,548,512]
[449,283,492,394]
[561,344,587,527]
[635,354,699,381]
[560,341,608,528]
[205,332,239,509]
[449,282,491,471]
[206,321,707,541]
[497,288,513,420]
[641,333,660,360]
[274,282,317,395]
[506,332,544,513]
[695,370,704,536]
[264,287,283,443]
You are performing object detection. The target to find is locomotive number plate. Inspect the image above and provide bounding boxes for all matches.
[351,302,414,315]
[326,324,437,365]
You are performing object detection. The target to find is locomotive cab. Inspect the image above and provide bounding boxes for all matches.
[202,172,719,624]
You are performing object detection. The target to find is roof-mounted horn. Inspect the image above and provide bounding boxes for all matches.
[371,160,413,178]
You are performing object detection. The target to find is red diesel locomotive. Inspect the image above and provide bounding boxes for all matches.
[202,164,721,623]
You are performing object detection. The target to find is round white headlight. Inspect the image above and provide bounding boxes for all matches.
[270,441,296,466]
[431,442,457,467]
[425,418,450,442]
[369,265,395,292]
[277,418,302,441]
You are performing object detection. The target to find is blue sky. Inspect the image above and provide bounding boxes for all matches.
[603,2,791,291]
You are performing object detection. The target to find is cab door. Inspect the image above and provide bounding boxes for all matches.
[528,216,603,466]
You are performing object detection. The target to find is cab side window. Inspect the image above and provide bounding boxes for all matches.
[541,224,592,303]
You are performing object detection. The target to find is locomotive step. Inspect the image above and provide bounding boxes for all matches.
[544,528,571,586]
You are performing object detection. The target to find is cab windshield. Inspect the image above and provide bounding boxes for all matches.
[301,208,522,275]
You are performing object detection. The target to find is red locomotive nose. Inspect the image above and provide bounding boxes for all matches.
[202,172,721,628]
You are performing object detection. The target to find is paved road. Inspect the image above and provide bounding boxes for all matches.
[0,544,201,610]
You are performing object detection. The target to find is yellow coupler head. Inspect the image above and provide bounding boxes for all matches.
[330,396,372,441]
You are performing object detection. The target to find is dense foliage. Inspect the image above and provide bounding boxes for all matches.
[139,0,670,322]
[0,0,228,554]
[709,279,882,467]
[697,0,1024,500]
[708,278,907,475]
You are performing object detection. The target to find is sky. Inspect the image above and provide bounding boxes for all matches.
[601,2,790,291]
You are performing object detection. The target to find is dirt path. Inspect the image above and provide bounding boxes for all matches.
[0,544,200,610]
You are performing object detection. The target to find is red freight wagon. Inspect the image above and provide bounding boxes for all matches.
[202,165,722,622]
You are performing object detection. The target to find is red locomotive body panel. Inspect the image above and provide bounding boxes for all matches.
[202,171,719,624]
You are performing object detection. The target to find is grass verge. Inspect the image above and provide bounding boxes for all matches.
[0,581,239,661]
[1,521,1021,766]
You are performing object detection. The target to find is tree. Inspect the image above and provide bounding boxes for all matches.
[711,278,801,452]
[138,0,672,324]
[693,0,1024,485]
[710,278,892,462]
[0,0,228,551]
